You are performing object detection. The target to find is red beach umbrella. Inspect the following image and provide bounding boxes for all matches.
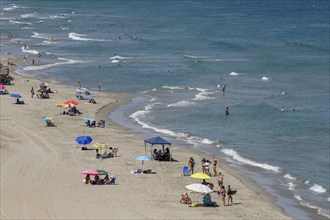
[64,100,79,105]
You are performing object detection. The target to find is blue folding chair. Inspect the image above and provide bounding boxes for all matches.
[183,166,189,176]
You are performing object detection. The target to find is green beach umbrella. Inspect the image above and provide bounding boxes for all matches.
[95,170,108,175]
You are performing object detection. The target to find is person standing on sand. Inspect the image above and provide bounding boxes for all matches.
[212,156,217,176]
[77,81,81,88]
[188,157,195,174]
[98,85,101,91]
[30,87,34,98]
[218,172,224,188]
[227,185,233,205]
[219,185,226,206]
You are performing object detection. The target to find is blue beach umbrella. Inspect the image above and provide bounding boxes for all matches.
[76,136,93,145]
[83,117,94,121]
[76,89,85,93]
[135,155,150,170]
[10,93,22,99]
[42,116,54,121]
[85,94,95,99]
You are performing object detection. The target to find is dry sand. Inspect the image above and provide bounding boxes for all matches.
[0,56,292,219]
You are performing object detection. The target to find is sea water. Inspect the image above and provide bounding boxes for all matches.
[1,0,329,218]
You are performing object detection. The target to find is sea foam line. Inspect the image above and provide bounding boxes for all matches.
[69,32,112,42]
[23,58,88,71]
[221,148,281,173]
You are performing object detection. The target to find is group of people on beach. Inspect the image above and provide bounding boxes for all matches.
[185,155,235,206]
[84,174,116,185]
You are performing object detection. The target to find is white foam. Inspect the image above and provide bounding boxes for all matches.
[50,14,69,19]
[309,184,326,194]
[229,71,246,76]
[9,20,32,25]
[221,148,281,173]
[21,13,38,18]
[327,197,330,202]
[22,48,39,55]
[167,100,196,107]
[162,85,185,90]
[193,90,216,101]
[23,58,88,71]
[305,179,310,184]
[110,55,133,60]
[261,76,269,81]
[295,195,330,218]
[3,4,22,11]
[31,32,52,40]
[184,55,208,59]
[284,173,297,181]
[287,182,296,191]
[69,32,112,42]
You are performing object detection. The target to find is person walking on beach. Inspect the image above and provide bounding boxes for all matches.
[201,158,206,173]
[219,185,226,206]
[77,81,81,88]
[227,185,233,205]
[98,85,101,91]
[30,87,35,98]
[188,157,195,174]
[218,172,224,188]
[212,156,217,176]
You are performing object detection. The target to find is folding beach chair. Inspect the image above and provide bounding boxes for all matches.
[183,166,189,176]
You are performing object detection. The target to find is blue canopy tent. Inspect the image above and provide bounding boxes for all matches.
[144,136,172,161]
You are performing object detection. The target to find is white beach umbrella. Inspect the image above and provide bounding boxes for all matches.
[185,183,213,194]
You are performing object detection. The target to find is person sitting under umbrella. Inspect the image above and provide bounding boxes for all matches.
[201,179,214,190]
[203,193,217,207]
[15,98,25,104]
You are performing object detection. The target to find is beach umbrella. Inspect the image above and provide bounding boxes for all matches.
[10,93,22,99]
[191,173,211,179]
[95,170,108,175]
[83,117,95,121]
[42,116,53,121]
[65,100,79,105]
[0,85,6,90]
[81,169,99,176]
[85,94,95,99]
[135,155,150,170]
[76,136,93,145]
[37,88,48,93]
[76,89,85,93]
[185,183,213,194]
[39,82,48,88]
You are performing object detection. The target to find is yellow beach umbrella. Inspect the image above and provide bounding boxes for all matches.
[191,173,211,179]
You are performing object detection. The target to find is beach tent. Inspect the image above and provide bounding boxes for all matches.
[144,136,172,161]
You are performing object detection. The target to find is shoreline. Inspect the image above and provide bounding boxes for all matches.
[0,55,313,219]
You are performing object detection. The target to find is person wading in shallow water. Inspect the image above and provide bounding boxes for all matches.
[225,107,229,116]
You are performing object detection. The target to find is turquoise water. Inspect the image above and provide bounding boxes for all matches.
[1,0,329,218]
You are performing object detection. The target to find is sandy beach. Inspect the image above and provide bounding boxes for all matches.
[0,56,293,219]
